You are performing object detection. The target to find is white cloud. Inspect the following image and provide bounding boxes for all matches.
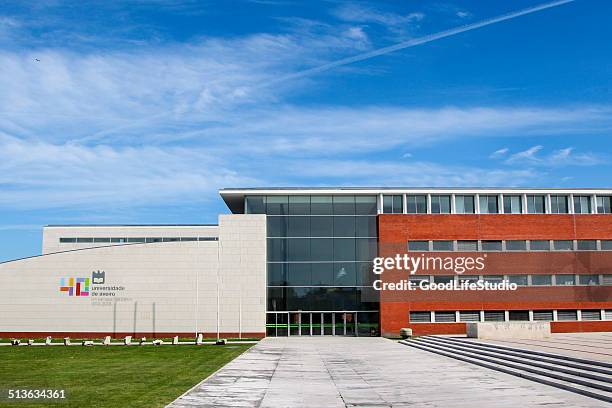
[504,145,601,167]
[490,147,509,158]
[332,4,424,36]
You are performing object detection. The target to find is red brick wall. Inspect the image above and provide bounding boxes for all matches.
[378,214,612,336]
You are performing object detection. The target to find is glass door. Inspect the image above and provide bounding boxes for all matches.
[300,313,311,335]
[289,313,300,336]
[323,313,333,335]
[312,312,322,335]
[345,312,355,336]
[334,312,345,335]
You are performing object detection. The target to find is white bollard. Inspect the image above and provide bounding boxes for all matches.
[172,336,179,345]
[63,337,71,346]
[45,336,52,346]
[124,336,132,345]
[196,333,203,345]
[103,336,111,346]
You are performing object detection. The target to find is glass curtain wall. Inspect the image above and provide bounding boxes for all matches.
[246,195,380,336]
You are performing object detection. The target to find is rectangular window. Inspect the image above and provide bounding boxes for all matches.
[481,240,502,251]
[533,310,553,321]
[581,310,601,321]
[526,195,546,214]
[434,311,456,322]
[77,237,94,243]
[508,275,528,286]
[432,240,453,251]
[289,196,310,215]
[601,240,612,250]
[409,276,430,285]
[126,237,144,243]
[556,274,575,286]
[310,217,333,237]
[311,196,333,215]
[267,217,287,237]
[288,216,311,237]
[93,238,111,243]
[408,240,429,251]
[576,240,597,251]
[530,240,550,251]
[506,240,527,251]
[333,196,355,215]
[245,195,266,214]
[409,311,431,323]
[573,196,591,214]
[532,275,552,286]
[484,275,503,283]
[603,275,612,285]
[430,195,451,214]
[59,238,76,243]
[550,195,568,214]
[433,275,454,284]
[578,274,599,285]
[332,216,355,237]
[287,238,310,261]
[479,195,499,214]
[110,238,126,243]
[162,237,180,242]
[267,196,289,215]
[382,195,403,214]
[484,311,505,321]
[355,216,377,237]
[457,240,478,251]
[286,263,311,286]
[355,196,377,215]
[180,237,198,242]
[459,311,480,322]
[455,195,475,214]
[406,195,427,214]
[557,310,578,321]
[553,240,573,251]
[458,275,479,284]
[597,196,612,213]
[509,311,529,321]
[503,195,522,214]
[333,238,355,261]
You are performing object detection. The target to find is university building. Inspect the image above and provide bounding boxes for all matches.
[0,188,611,338]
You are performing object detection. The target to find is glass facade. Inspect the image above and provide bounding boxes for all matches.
[247,195,379,336]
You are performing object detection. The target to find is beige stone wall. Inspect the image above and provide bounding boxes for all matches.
[0,215,266,337]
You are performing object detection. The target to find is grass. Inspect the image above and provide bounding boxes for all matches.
[0,344,252,408]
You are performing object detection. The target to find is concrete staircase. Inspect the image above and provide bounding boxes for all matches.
[400,335,612,403]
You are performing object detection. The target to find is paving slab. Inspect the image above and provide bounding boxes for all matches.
[168,336,610,407]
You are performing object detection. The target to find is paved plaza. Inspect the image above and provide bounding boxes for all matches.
[168,336,609,407]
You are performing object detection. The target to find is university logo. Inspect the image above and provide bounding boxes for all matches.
[59,277,90,297]
[92,270,105,284]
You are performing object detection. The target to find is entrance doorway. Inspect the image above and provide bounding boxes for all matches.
[267,311,370,336]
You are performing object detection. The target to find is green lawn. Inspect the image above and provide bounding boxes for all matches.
[0,344,252,408]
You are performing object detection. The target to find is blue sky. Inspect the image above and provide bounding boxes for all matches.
[0,0,610,261]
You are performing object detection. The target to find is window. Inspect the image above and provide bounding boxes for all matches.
[533,310,553,321]
[479,195,499,214]
[458,275,479,284]
[432,240,453,251]
[77,237,94,243]
[530,240,550,251]
[483,275,503,283]
[532,275,552,286]
[556,275,575,286]
[355,196,377,215]
[581,310,601,321]
[333,238,355,261]
[455,195,475,214]
[484,311,505,321]
[406,195,427,214]
[332,217,354,237]
[267,196,289,215]
[550,195,568,214]
[604,275,612,285]
[289,196,310,215]
[355,216,377,237]
[503,195,522,214]
[576,240,597,251]
[146,237,162,243]
[481,240,502,251]
[383,195,403,214]
[509,311,529,321]
[601,240,612,250]
[457,240,478,251]
[553,240,573,251]
[573,196,591,214]
[508,275,528,286]
[459,311,480,322]
[333,196,355,215]
[311,196,333,215]
[578,274,599,285]
[409,276,430,285]
[506,240,527,251]
[433,275,454,284]
[597,196,612,213]
[409,311,431,322]
[431,195,451,214]
[434,311,456,322]
[126,237,145,243]
[59,238,76,243]
[310,217,333,237]
[557,310,578,321]
[526,195,546,214]
[408,241,429,251]
[286,264,311,286]
[162,237,180,242]
[245,195,266,214]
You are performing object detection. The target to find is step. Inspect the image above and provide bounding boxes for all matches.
[418,336,612,382]
[400,340,612,403]
[422,336,612,376]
